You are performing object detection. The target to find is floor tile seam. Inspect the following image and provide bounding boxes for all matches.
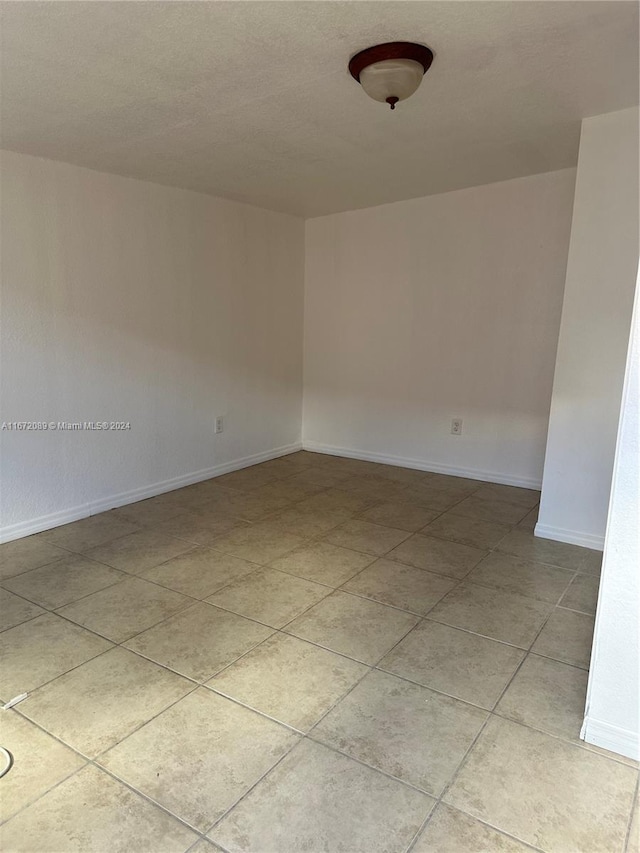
[279,606,420,669]
[555,602,597,617]
[0,752,90,830]
[370,662,499,713]
[488,707,640,770]
[623,775,640,852]
[438,573,573,608]
[2,641,116,707]
[0,609,45,635]
[302,730,443,798]
[404,798,547,853]
[478,544,588,578]
[83,758,215,841]
[420,613,531,652]
[52,589,199,645]
[129,559,305,609]
[3,569,134,615]
[203,579,335,633]
[0,554,68,584]
[326,578,449,619]
[201,728,309,838]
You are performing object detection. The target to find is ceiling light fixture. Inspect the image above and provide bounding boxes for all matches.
[349,41,434,110]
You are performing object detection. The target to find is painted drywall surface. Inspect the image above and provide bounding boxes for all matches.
[583,273,639,760]
[303,169,576,487]
[0,150,304,538]
[537,107,640,549]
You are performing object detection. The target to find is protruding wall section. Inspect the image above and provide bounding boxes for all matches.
[537,107,640,549]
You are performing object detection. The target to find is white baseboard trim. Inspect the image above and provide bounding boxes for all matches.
[0,441,302,544]
[534,522,605,551]
[303,440,542,490]
[580,716,640,762]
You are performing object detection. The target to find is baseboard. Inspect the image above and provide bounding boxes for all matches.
[535,522,605,551]
[580,716,639,762]
[0,441,302,544]
[303,440,542,490]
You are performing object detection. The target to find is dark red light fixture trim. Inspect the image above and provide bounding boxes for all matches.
[349,41,434,110]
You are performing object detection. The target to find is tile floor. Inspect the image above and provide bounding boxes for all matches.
[0,451,638,853]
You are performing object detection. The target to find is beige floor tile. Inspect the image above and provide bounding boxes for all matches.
[0,535,66,580]
[560,572,601,614]
[531,608,595,668]
[191,841,223,853]
[452,495,531,525]
[0,710,86,822]
[140,547,257,599]
[85,527,195,572]
[249,478,326,503]
[496,528,594,571]
[285,590,418,664]
[41,513,141,552]
[0,587,44,631]
[422,512,512,550]
[628,794,640,853]
[402,483,476,511]
[214,466,280,491]
[208,488,294,521]
[270,541,375,587]
[0,765,198,852]
[379,620,524,709]
[467,552,574,603]
[209,633,367,730]
[209,738,434,853]
[342,558,456,615]
[358,501,441,532]
[428,582,552,648]
[427,474,485,492]
[0,612,112,698]
[125,602,272,681]
[496,654,588,742]
[445,716,637,853]
[153,510,247,546]
[21,647,193,757]
[211,522,306,564]
[298,488,379,515]
[517,507,539,532]
[113,495,191,527]
[313,670,487,795]
[265,505,350,538]
[100,688,298,831]
[387,534,486,578]
[206,567,330,628]
[336,477,410,502]
[285,467,352,489]
[324,519,411,556]
[56,576,191,642]
[581,549,604,576]
[374,465,434,486]
[472,484,540,508]
[413,803,535,852]
[3,554,126,609]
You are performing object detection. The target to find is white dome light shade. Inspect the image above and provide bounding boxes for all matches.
[358,58,425,106]
[349,42,434,110]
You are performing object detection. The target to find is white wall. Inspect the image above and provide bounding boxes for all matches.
[537,107,640,549]
[0,150,304,541]
[303,170,576,488]
[582,272,640,761]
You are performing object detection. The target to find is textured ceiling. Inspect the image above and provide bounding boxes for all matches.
[1,1,638,217]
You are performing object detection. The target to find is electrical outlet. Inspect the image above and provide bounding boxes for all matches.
[214,416,224,434]
[451,418,463,436]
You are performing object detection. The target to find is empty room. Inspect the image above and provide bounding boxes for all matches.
[0,1,638,851]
